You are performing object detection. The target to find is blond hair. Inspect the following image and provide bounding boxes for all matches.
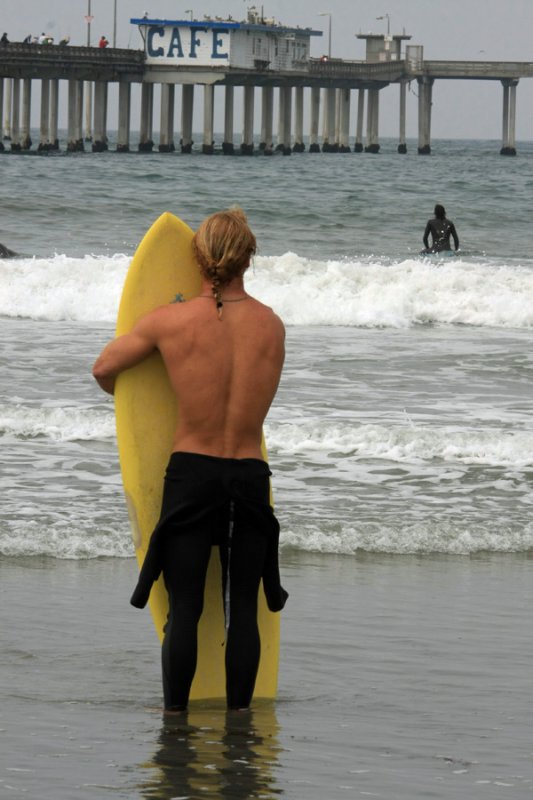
[192,207,257,317]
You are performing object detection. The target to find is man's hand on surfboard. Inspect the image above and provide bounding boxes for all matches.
[92,316,158,395]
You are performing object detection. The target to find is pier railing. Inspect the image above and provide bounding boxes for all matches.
[2,44,533,85]
[0,42,145,81]
[308,57,406,83]
[413,60,533,80]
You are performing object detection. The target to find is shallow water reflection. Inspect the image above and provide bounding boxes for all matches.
[139,703,282,799]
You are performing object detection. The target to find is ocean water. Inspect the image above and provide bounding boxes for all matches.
[1,137,533,559]
[2,137,533,800]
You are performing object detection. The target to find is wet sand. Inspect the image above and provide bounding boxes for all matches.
[1,550,532,799]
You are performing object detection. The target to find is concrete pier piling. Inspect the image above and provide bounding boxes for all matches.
[201,84,214,154]
[338,87,351,152]
[321,88,337,152]
[320,88,328,151]
[74,81,84,150]
[66,80,85,152]
[117,82,131,152]
[11,78,21,151]
[222,85,235,154]
[500,79,518,156]
[259,85,273,154]
[241,85,254,155]
[50,80,59,149]
[417,77,433,155]
[20,78,32,150]
[398,81,407,153]
[38,78,50,151]
[309,86,320,153]
[3,78,12,142]
[334,88,341,150]
[139,82,154,152]
[354,89,364,152]
[294,86,305,152]
[365,88,380,153]
[283,86,293,155]
[0,80,4,151]
[84,82,92,142]
[92,81,109,151]
[181,84,194,153]
[276,86,292,155]
[159,82,175,152]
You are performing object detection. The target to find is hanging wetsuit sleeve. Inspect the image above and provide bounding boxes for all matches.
[261,514,289,611]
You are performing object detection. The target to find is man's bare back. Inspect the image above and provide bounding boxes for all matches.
[93,206,285,462]
[144,288,284,458]
[92,280,285,460]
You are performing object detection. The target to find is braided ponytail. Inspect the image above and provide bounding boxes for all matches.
[192,207,257,321]
[210,265,223,319]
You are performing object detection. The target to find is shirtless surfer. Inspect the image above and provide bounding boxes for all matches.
[92,208,287,711]
[422,204,459,254]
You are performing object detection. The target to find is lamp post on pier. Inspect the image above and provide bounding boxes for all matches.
[318,11,332,58]
[85,0,93,140]
[113,0,118,47]
[318,12,333,151]
[85,0,93,46]
[376,13,391,35]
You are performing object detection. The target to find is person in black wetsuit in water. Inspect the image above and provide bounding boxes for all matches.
[422,204,459,254]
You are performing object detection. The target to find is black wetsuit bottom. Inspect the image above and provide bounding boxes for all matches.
[158,452,274,710]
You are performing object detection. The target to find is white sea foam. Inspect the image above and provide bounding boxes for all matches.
[0,519,132,559]
[3,409,532,559]
[0,402,115,441]
[280,519,533,556]
[251,254,533,328]
[2,515,532,559]
[2,253,533,328]
[2,398,532,469]
[0,254,127,323]
[3,399,532,468]
[266,420,533,468]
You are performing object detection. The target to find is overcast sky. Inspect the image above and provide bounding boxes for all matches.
[2,0,533,140]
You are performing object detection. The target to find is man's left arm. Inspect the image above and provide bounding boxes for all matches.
[92,314,159,395]
[450,223,459,250]
[423,221,431,249]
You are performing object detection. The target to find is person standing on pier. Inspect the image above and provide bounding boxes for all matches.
[98,35,109,49]
[422,204,460,254]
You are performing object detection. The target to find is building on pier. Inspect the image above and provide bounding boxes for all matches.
[0,11,531,156]
[132,11,322,154]
[355,32,412,153]
[139,11,320,73]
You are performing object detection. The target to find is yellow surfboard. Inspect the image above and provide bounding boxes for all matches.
[114,212,280,700]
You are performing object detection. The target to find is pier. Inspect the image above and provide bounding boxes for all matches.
[1,14,532,156]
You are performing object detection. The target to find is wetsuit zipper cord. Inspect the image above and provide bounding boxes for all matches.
[224,500,235,635]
